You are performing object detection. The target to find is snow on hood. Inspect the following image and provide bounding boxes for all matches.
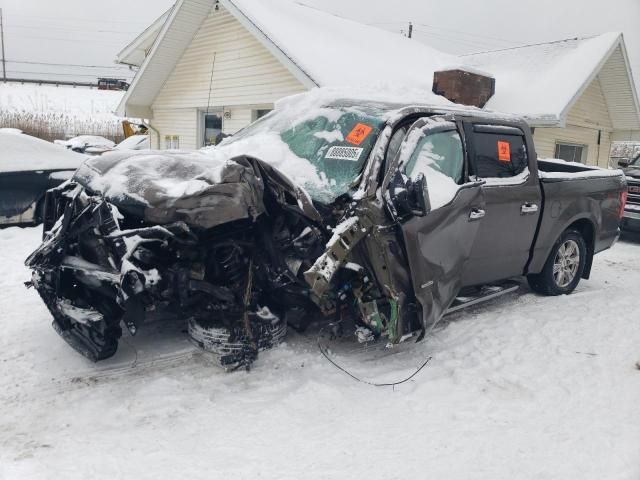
[0,132,88,173]
[74,150,231,205]
[58,135,115,150]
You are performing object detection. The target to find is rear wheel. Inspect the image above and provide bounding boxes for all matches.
[527,229,587,296]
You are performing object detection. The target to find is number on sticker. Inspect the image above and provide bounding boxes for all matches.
[325,146,364,161]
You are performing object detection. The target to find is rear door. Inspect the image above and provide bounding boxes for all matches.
[384,117,486,332]
[460,122,542,286]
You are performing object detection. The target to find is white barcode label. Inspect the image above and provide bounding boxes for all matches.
[325,146,363,161]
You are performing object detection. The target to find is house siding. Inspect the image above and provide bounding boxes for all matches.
[149,108,198,150]
[533,76,613,167]
[150,6,306,149]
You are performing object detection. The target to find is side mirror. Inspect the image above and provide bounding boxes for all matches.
[388,170,431,218]
[618,159,630,168]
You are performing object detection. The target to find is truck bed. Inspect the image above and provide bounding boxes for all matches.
[526,158,626,275]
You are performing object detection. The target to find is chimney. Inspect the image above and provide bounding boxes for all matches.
[433,69,495,108]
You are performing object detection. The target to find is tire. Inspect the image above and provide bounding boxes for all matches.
[527,229,587,296]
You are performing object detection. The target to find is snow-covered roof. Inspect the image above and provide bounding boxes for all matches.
[0,132,87,173]
[115,9,172,68]
[463,33,640,129]
[117,2,640,132]
[224,0,456,87]
[117,0,463,117]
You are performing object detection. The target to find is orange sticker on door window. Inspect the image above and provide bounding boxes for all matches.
[497,141,511,162]
[345,123,373,146]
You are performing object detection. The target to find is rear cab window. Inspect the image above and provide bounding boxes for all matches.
[470,124,529,180]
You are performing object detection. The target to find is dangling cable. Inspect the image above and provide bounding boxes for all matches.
[317,329,432,387]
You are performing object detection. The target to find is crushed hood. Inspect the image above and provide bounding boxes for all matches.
[73,150,322,229]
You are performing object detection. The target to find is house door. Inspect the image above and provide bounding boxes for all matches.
[202,111,223,147]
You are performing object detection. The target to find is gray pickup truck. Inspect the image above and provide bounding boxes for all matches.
[25,95,627,368]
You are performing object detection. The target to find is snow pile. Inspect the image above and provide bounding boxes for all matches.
[114,135,150,151]
[56,135,115,150]
[74,150,231,204]
[0,127,23,134]
[0,131,88,173]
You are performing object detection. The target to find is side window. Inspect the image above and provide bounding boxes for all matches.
[398,128,465,210]
[472,126,528,178]
[403,129,464,184]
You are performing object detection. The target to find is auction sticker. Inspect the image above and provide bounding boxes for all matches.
[345,123,373,145]
[325,146,364,161]
[497,141,511,162]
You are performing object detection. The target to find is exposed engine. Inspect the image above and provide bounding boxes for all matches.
[24,151,414,369]
[26,180,335,368]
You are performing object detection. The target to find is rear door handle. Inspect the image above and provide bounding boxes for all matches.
[469,208,486,221]
[521,203,539,215]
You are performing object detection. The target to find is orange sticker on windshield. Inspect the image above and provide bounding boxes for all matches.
[498,141,511,162]
[346,123,373,146]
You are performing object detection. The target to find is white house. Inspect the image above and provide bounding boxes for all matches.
[116,0,640,167]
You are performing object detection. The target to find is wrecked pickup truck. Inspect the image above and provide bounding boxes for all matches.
[25,94,627,368]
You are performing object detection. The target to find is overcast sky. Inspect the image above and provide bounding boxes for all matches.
[0,0,638,96]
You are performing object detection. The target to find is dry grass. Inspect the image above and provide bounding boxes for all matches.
[0,111,125,143]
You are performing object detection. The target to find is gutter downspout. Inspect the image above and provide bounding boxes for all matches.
[144,120,161,149]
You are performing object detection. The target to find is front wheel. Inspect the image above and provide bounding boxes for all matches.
[527,229,587,296]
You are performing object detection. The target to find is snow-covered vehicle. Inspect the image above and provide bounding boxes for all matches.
[55,135,115,155]
[25,92,627,368]
[0,131,86,226]
[112,134,149,151]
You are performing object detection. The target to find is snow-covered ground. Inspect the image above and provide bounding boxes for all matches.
[1,226,639,480]
[0,83,123,122]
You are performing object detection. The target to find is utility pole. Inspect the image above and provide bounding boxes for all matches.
[0,9,6,81]
[408,21,413,39]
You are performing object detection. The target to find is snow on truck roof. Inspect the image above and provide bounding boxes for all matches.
[0,132,87,174]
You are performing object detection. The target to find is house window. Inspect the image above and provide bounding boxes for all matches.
[555,143,587,163]
[203,112,223,146]
[164,135,179,150]
[253,109,272,121]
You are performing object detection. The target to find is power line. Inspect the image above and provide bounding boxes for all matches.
[412,22,519,46]
[8,13,152,26]
[410,28,504,50]
[7,70,133,78]
[3,32,128,46]
[5,24,139,35]
[7,59,132,70]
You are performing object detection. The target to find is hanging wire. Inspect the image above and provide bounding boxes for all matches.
[317,329,432,388]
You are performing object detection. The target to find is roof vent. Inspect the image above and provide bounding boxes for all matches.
[433,69,495,108]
